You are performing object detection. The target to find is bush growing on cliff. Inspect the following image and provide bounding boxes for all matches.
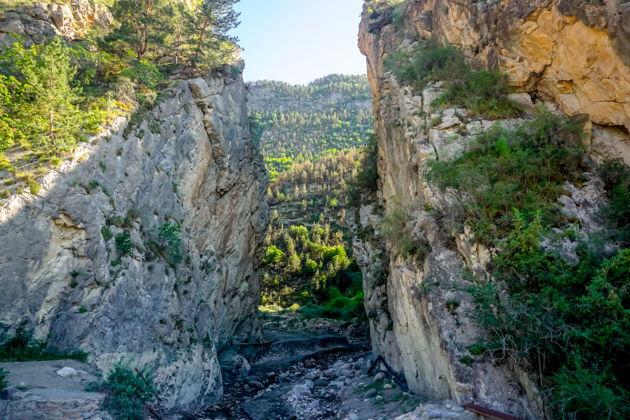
[380,200,430,261]
[101,365,155,420]
[428,110,584,245]
[385,40,519,118]
[433,112,629,418]
[471,219,630,419]
[600,159,630,246]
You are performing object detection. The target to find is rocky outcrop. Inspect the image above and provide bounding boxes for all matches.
[362,0,630,137]
[351,73,544,418]
[0,0,111,49]
[0,67,267,412]
[356,1,630,417]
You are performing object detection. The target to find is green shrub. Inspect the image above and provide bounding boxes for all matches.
[148,222,183,268]
[0,326,87,362]
[548,354,628,420]
[0,367,7,390]
[600,159,630,246]
[122,60,164,90]
[102,365,155,420]
[470,220,629,419]
[435,70,520,119]
[386,40,519,119]
[27,180,40,194]
[380,200,430,260]
[101,225,113,241]
[386,40,467,92]
[298,286,365,321]
[115,232,132,256]
[428,111,584,246]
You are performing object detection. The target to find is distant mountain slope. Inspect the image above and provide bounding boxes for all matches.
[247,74,373,178]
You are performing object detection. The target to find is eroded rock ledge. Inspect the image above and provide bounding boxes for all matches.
[361,0,630,134]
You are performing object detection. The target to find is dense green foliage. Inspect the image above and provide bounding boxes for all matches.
[0,326,87,362]
[104,0,238,73]
[428,112,629,418]
[471,217,629,419]
[600,159,630,246]
[101,365,155,420]
[0,39,102,156]
[386,40,520,119]
[261,150,366,320]
[0,0,240,199]
[347,134,379,206]
[248,74,373,180]
[428,111,585,246]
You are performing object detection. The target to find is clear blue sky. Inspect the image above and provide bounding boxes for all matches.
[231,0,366,84]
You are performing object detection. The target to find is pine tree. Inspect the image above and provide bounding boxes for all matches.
[181,0,240,73]
[17,38,81,152]
[105,0,172,60]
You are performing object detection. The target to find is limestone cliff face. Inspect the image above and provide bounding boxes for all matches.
[0,0,111,49]
[356,0,629,418]
[362,0,630,152]
[0,68,267,412]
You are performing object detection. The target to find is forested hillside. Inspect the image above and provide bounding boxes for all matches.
[248,74,373,180]
[251,75,374,319]
[0,0,240,198]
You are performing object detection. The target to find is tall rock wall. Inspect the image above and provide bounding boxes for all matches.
[357,0,629,418]
[0,67,267,412]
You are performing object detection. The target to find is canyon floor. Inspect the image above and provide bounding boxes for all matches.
[0,313,468,420]
[203,313,471,420]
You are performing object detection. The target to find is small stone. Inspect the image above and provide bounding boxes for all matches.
[374,372,385,380]
[291,380,313,397]
[57,367,78,378]
[349,413,359,420]
[383,383,393,389]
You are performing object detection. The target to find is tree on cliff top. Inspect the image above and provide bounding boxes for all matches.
[177,0,240,73]
[104,0,240,72]
[105,0,173,60]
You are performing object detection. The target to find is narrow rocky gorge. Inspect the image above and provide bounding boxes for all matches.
[1,0,629,419]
